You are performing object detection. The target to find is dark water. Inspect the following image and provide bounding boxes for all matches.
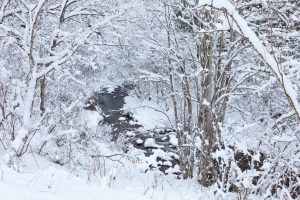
[85,84,139,141]
[85,84,180,174]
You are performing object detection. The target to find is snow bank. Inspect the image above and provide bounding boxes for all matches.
[0,152,217,200]
[81,110,103,129]
[124,95,171,130]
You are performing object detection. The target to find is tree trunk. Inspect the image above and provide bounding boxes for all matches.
[197,33,219,186]
[39,76,46,114]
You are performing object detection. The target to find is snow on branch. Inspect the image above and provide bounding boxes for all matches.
[198,0,300,121]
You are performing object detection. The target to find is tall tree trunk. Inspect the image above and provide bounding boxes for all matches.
[197,33,219,186]
[179,61,194,179]
[39,76,46,114]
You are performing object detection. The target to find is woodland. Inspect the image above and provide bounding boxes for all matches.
[0,0,299,199]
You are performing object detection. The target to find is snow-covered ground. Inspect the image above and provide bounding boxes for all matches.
[124,95,172,130]
[0,151,218,200]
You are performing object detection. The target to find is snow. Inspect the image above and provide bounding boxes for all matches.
[81,110,103,129]
[105,85,118,93]
[272,135,298,142]
[202,99,210,107]
[0,166,147,200]
[118,117,126,121]
[144,138,163,148]
[165,165,181,174]
[124,95,171,130]
[152,149,172,161]
[125,131,136,137]
[162,161,172,167]
[1,0,298,199]
[199,0,300,120]
[136,139,143,144]
[12,128,27,149]
[169,135,178,147]
[0,152,216,200]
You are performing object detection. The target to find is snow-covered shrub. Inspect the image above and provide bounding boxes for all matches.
[213,144,299,199]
